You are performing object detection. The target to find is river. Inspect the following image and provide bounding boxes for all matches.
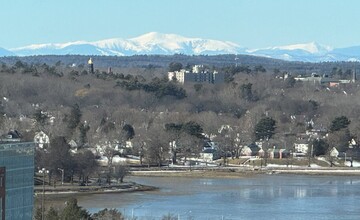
[74,174,360,220]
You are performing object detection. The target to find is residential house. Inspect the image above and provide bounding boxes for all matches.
[200,148,221,162]
[0,130,22,142]
[294,142,308,157]
[268,148,290,159]
[349,139,357,148]
[329,147,339,157]
[68,140,78,153]
[34,131,50,149]
[240,146,252,156]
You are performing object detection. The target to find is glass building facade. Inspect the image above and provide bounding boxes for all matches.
[0,141,34,220]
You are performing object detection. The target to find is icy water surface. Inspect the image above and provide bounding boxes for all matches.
[77,175,360,220]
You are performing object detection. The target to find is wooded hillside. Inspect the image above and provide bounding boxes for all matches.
[0,55,359,161]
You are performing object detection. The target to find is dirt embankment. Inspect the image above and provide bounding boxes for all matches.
[131,166,360,178]
[34,182,158,197]
[131,168,265,178]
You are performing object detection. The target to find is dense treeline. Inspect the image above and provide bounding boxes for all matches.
[1,54,359,75]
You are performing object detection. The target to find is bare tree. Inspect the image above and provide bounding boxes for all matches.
[131,135,146,165]
[73,150,98,185]
[112,164,130,183]
[177,132,202,167]
[144,126,170,167]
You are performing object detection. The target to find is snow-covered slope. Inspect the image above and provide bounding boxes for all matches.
[10,32,243,56]
[4,32,360,62]
[247,42,333,62]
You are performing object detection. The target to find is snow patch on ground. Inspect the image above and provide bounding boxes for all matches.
[345,161,360,167]
[267,164,300,168]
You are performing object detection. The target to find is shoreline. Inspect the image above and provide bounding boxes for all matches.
[34,182,158,197]
[131,166,360,177]
[34,167,360,198]
[269,168,360,175]
[131,169,262,178]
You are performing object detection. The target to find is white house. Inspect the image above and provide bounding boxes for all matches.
[68,140,79,153]
[294,143,309,156]
[200,149,220,162]
[68,140,78,148]
[34,131,50,149]
[125,141,133,148]
[200,152,215,162]
[329,147,339,157]
[240,146,252,156]
[349,139,357,148]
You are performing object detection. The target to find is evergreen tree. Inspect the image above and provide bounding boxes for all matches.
[67,104,82,130]
[60,198,90,220]
[168,62,183,72]
[92,208,124,220]
[330,116,350,132]
[254,117,276,140]
[312,139,329,156]
[46,207,59,220]
[122,124,135,140]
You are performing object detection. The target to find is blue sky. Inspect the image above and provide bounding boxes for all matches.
[1,0,359,49]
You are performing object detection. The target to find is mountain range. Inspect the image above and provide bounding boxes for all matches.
[2,32,360,62]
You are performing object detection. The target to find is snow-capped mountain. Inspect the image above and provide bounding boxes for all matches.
[246,42,337,62]
[4,32,360,62]
[253,42,331,54]
[10,32,244,57]
[246,42,360,62]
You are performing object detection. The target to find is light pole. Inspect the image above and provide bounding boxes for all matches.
[263,136,269,167]
[308,137,313,167]
[308,144,312,167]
[58,168,64,186]
[39,168,49,220]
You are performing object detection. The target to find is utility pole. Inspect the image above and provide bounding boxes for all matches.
[39,168,49,220]
[58,168,64,186]
[308,143,313,167]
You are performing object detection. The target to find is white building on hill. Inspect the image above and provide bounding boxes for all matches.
[168,65,224,84]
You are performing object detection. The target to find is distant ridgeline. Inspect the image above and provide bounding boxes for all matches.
[0,54,358,74]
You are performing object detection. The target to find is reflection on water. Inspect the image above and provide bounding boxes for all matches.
[75,175,360,220]
[294,186,307,198]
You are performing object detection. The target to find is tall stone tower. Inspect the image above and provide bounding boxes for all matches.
[352,68,357,83]
[88,58,94,74]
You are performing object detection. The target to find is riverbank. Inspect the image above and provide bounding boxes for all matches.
[131,169,263,178]
[131,166,360,178]
[34,182,158,198]
[270,168,360,175]
[35,167,360,198]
